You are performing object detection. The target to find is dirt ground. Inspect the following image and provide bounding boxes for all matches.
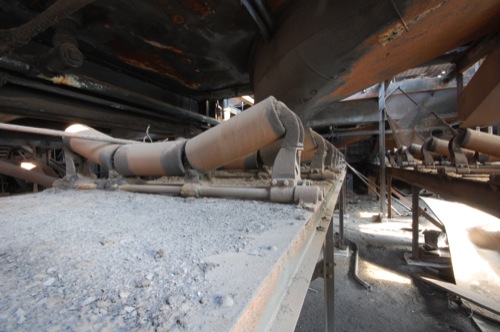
[295,192,499,332]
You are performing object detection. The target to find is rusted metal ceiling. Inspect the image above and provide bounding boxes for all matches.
[0,0,498,137]
[253,0,500,123]
[0,0,262,96]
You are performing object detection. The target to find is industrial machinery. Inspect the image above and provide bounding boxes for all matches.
[0,0,500,330]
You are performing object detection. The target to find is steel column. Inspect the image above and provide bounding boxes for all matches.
[379,82,387,217]
[338,177,346,250]
[387,175,393,219]
[412,185,420,259]
[323,217,335,332]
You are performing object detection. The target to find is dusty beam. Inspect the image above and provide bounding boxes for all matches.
[0,159,57,188]
[459,47,500,127]
[387,167,500,218]
[307,89,457,128]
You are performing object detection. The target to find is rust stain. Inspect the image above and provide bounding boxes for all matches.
[378,1,447,46]
[319,0,500,104]
[171,14,186,25]
[151,0,186,25]
[50,75,83,88]
[183,0,213,18]
[108,41,200,89]
[119,55,200,89]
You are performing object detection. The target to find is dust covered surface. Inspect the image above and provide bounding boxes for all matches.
[0,189,311,331]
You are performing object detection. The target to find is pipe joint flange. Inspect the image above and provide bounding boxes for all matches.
[180,183,200,198]
[269,186,295,203]
[294,185,323,204]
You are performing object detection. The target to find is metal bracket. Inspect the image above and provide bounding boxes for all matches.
[271,146,301,187]
[310,134,326,174]
[325,143,334,170]
[180,169,201,197]
[448,136,470,174]
[387,149,397,167]
[422,138,436,167]
[399,146,416,167]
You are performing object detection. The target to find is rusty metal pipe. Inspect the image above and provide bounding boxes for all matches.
[0,159,57,188]
[408,144,423,159]
[458,129,500,159]
[185,96,300,171]
[424,137,475,160]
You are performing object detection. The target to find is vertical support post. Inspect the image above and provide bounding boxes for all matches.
[378,82,387,217]
[387,175,392,218]
[412,185,420,259]
[457,72,464,95]
[323,216,335,332]
[338,176,346,250]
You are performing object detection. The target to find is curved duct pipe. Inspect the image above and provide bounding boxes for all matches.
[457,129,500,160]
[65,96,304,177]
[0,0,96,55]
[0,159,57,188]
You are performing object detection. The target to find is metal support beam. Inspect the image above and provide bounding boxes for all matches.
[379,82,387,217]
[459,46,500,127]
[387,167,500,218]
[0,159,57,188]
[338,176,346,250]
[306,88,457,128]
[412,185,420,259]
[387,175,393,219]
[323,217,335,332]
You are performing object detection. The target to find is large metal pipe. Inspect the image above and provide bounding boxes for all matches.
[458,129,500,159]
[224,128,319,170]
[0,159,57,188]
[65,124,186,176]
[185,96,301,171]
[408,144,423,159]
[64,124,122,171]
[66,97,304,177]
[113,140,186,177]
[424,137,475,160]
